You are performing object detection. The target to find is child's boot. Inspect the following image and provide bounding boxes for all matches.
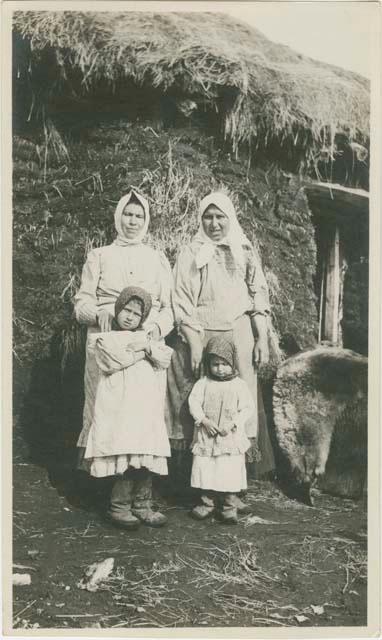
[220,493,238,524]
[132,470,167,527]
[191,492,215,520]
[108,477,140,529]
[232,494,251,514]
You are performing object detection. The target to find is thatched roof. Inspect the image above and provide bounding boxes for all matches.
[13,11,370,165]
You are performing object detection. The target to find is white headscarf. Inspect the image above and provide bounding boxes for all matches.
[113,190,150,246]
[193,192,252,271]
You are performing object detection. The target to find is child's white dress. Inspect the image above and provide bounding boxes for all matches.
[79,330,171,478]
[189,376,255,492]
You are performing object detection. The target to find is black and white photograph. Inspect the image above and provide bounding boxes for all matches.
[4,0,380,635]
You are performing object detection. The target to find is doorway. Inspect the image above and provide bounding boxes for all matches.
[305,183,369,355]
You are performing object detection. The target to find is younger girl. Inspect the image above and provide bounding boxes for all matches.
[188,336,255,524]
[79,286,172,529]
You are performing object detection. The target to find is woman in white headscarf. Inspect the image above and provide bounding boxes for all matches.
[166,192,275,484]
[74,189,174,525]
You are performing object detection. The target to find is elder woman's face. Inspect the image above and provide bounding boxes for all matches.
[121,202,145,239]
[202,205,230,242]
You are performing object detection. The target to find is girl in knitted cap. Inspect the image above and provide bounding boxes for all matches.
[79,286,172,529]
[74,189,173,486]
[188,336,255,524]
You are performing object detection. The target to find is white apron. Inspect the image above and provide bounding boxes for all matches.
[82,331,170,460]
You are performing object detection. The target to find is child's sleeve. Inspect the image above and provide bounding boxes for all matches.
[146,343,173,370]
[232,380,257,435]
[188,378,207,426]
[94,336,138,375]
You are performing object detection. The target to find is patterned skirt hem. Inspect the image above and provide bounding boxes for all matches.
[79,452,168,478]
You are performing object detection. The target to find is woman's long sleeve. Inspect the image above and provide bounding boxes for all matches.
[74,249,101,325]
[154,252,174,338]
[172,247,203,332]
[245,247,270,316]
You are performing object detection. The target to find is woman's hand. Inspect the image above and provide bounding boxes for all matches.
[201,418,219,437]
[190,342,204,379]
[251,313,269,366]
[181,325,204,379]
[97,309,114,332]
[253,337,269,366]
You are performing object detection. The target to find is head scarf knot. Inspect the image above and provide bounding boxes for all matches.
[113,189,150,246]
[114,286,152,326]
[193,192,252,271]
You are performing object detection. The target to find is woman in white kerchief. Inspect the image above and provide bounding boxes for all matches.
[74,190,173,523]
[166,192,275,485]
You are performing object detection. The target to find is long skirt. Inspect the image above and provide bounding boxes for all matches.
[77,326,100,449]
[165,314,275,477]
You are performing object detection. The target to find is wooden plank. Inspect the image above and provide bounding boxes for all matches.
[304,181,369,216]
[318,251,326,344]
[324,225,341,344]
[305,183,369,223]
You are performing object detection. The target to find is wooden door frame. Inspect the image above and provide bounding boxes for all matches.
[318,222,344,346]
[304,181,369,347]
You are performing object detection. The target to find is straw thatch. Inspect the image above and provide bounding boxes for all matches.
[13,11,369,167]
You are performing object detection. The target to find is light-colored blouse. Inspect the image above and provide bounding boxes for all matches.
[74,243,174,337]
[172,243,270,332]
[188,376,254,456]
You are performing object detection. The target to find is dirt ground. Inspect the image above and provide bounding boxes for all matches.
[12,449,367,631]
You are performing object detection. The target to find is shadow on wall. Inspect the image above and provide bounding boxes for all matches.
[17,328,114,513]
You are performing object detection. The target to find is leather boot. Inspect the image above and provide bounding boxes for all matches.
[132,470,167,527]
[219,493,238,524]
[108,476,140,529]
[191,492,215,520]
[232,494,251,514]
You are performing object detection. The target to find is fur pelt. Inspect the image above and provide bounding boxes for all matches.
[273,346,367,504]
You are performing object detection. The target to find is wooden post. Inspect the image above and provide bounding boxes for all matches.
[324,225,341,345]
[318,251,326,344]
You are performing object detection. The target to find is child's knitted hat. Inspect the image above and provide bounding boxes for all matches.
[205,336,236,370]
[114,286,152,325]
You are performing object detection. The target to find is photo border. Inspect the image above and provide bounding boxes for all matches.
[2,1,381,637]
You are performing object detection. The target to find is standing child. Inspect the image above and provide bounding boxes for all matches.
[79,286,172,529]
[188,336,255,524]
